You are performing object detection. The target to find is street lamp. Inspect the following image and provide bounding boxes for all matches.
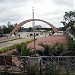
[32,7,36,55]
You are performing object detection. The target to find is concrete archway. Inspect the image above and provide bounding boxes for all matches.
[11,19,59,34]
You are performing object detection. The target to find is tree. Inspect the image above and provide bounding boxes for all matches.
[61,11,75,33]
[39,43,65,56]
[15,42,30,56]
[0,22,17,34]
[28,27,33,32]
[33,25,42,30]
[14,23,17,27]
[2,25,7,34]
[7,21,14,33]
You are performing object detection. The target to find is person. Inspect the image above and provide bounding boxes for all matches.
[18,34,21,38]
[6,35,8,38]
[45,34,46,37]
[49,33,51,35]
[14,32,16,36]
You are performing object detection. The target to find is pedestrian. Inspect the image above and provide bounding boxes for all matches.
[18,34,21,38]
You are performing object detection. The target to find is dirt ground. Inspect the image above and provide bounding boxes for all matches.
[27,35,67,50]
[0,35,67,55]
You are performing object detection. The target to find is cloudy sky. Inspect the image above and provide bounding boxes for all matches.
[0,0,74,28]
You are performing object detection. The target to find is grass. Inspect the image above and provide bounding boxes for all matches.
[0,39,34,54]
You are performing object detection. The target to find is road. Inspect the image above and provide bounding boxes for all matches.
[0,32,45,49]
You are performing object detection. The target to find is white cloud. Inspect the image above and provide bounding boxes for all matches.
[74,0,75,10]
[0,0,74,28]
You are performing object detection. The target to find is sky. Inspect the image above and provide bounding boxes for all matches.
[0,0,74,28]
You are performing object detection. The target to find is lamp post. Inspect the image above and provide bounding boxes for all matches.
[32,7,36,55]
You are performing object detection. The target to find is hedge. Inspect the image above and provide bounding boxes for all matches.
[0,39,35,54]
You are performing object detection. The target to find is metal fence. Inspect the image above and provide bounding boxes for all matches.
[40,56,75,75]
[0,55,29,74]
[0,55,75,75]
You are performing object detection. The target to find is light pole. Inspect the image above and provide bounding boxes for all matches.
[32,7,36,55]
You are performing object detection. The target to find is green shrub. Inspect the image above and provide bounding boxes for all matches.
[21,44,30,56]
[0,46,14,54]
[38,43,51,55]
[38,42,66,56]
[28,63,38,75]
[45,62,59,75]
[67,40,75,50]
[0,39,33,54]
[15,42,31,56]
[15,43,22,55]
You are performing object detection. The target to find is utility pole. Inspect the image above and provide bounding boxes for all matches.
[32,7,36,55]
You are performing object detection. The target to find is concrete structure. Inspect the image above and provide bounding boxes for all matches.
[11,19,59,34]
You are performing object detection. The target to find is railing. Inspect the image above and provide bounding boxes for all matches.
[0,55,29,74]
[0,55,75,75]
[40,56,75,75]
[0,55,40,75]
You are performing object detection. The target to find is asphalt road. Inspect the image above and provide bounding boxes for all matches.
[0,32,45,49]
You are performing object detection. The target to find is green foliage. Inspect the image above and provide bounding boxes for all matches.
[0,72,10,75]
[15,39,35,56]
[37,50,43,55]
[21,42,30,56]
[0,39,33,54]
[39,42,65,56]
[45,62,59,75]
[61,10,75,34]
[15,42,31,56]
[65,39,75,56]
[67,40,75,50]
[28,27,33,32]
[28,63,38,75]
[39,40,75,56]
[26,39,35,43]
[64,11,75,22]
[0,44,16,54]
[52,43,65,56]
[39,43,50,55]
[15,43,22,55]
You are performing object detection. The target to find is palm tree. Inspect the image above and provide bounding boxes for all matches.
[15,42,30,56]
[39,43,65,56]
